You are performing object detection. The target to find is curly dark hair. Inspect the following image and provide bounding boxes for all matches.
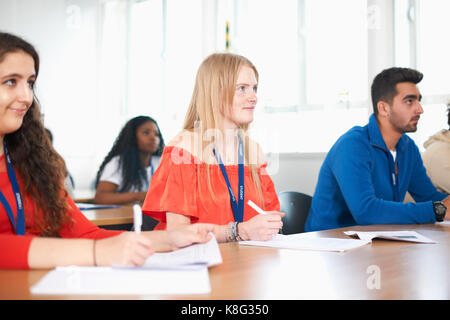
[95,116,165,192]
[0,32,70,236]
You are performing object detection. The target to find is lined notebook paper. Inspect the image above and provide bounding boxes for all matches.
[142,233,222,268]
[31,235,221,295]
[31,266,210,295]
[344,230,436,244]
[239,233,370,252]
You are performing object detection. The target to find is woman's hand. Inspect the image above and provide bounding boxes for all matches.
[95,232,154,266]
[238,211,285,241]
[166,223,216,250]
[94,181,147,205]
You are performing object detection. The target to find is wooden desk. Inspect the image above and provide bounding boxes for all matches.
[80,205,133,226]
[1,223,449,300]
[72,189,95,203]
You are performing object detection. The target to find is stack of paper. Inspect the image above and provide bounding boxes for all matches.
[31,235,222,295]
[239,233,370,252]
[31,266,210,295]
[141,233,222,268]
[344,230,436,243]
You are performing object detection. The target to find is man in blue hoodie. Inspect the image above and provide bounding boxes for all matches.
[305,67,449,232]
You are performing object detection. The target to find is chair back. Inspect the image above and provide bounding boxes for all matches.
[278,191,312,234]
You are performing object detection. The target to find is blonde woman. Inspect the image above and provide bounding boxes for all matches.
[142,53,284,243]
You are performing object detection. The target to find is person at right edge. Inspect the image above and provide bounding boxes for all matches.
[306,67,449,232]
[422,105,450,195]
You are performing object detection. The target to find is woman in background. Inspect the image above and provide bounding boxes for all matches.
[94,116,164,205]
[0,32,213,270]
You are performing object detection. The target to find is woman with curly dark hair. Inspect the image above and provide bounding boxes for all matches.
[94,116,164,205]
[0,32,213,270]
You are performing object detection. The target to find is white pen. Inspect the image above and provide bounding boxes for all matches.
[247,200,267,215]
[133,204,142,234]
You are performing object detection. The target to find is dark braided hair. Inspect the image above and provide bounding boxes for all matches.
[95,116,164,192]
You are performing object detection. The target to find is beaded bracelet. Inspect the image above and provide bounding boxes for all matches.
[231,222,237,242]
[235,222,242,241]
[226,222,235,242]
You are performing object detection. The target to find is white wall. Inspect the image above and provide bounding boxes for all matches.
[269,153,326,196]
[0,0,113,190]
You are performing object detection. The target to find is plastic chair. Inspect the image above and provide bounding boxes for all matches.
[278,191,312,234]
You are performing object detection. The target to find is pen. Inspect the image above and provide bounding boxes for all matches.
[133,204,142,234]
[247,200,266,215]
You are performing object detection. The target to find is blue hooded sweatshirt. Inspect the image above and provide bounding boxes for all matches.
[305,114,447,232]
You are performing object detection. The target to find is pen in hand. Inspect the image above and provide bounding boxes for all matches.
[248,200,283,235]
[247,200,266,215]
[133,204,142,234]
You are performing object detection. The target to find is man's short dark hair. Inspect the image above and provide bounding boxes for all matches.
[371,67,423,116]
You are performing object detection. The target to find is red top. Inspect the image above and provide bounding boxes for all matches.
[0,154,123,269]
[142,146,280,230]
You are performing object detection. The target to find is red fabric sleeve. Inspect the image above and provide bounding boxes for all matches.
[142,148,281,229]
[0,234,35,269]
[142,147,199,224]
[0,197,123,270]
[58,196,124,239]
[259,164,280,212]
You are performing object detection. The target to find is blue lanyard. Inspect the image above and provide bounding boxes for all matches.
[213,136,245,222]
[0,141,25,235]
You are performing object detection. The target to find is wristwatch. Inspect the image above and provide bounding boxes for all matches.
[433,201,447,222]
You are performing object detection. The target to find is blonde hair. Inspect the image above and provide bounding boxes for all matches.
[182,53,265,207]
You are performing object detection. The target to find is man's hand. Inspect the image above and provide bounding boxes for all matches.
[442,196,450,220]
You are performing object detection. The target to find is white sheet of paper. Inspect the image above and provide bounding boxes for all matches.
[239,233,370,252]
[31,265,210,295]
[344,230,436,243]
[436,220,450,227]
[141,233,222,268]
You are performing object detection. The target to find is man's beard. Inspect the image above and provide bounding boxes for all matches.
[389,112,420,133]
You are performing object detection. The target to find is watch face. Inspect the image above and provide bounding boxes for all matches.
[434,202,446,220]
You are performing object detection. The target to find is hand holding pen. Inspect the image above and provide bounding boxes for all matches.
[237,200,284,241]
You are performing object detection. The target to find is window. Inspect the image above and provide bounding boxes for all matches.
[416,0,450,97]
[303,0,368,107]
[128,0,164,120]
[394,0,450,150]
[127,0,204,142]
[126,0,446,153]
[223,0,369,152]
